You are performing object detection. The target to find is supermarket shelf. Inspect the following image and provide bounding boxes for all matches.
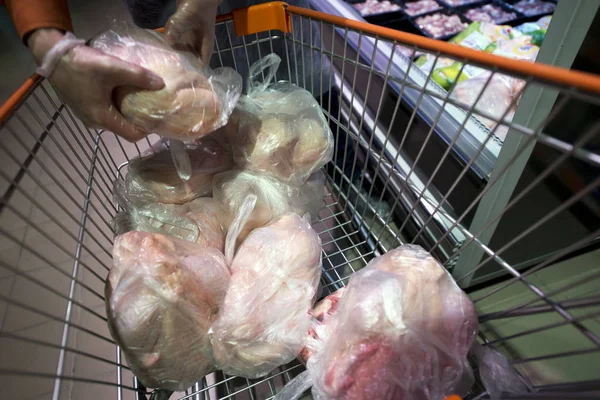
[310,0,502,179]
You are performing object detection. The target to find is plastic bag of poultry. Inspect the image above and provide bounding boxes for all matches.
[106,231,230,390]
[209,195,323,378]
[213,169,325,248]
[278,244,478,400]
[113,197,225,252]
[91,22,242,140]
[115,137,233,207]
[451,74,525,141]
[471,342,528,399]
[226,54,334,185]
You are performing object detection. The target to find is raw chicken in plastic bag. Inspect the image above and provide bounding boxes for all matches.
[209,195,323,378]
[114,197,225,252]
[91,22,242,140]
[106,231,230,390]
[226,54,334,185]
[116,137,233,206]
[213,169,325,247]
[278,244,478,400]
[451,74,525,141]
[471,342,528,399]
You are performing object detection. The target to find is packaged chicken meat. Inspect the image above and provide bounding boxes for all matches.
[451,74,523,141]
[352,0,401,16]
[415,54,454,75]
[115,137,232,207]
[415,13,468,39]
[228,54,334,185]
[450,22,513,50]
[278,244,478,400]
[91,22,242,140]
[513,0,555,16]
[209,196,323,378]
[114,197,225,251]
[213,169,325,247]
[464,5,517,24]
[441,0,479,5]
[485,35,540,62]
[404,0,441,17]
[106,231,230,390]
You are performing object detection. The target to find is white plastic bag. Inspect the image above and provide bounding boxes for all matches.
[280,244,478,400]
[227,54,334,185]
[471,342,528,399]
[116,137,232,206]
[209,196,323,378]
[91,22,242,140]
[451,74,523,140]
[115,197,225,251]
[106,231,230,390]
[212,169,325,248]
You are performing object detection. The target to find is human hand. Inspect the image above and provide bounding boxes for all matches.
[165,0,221,64]
[28,28,165,142]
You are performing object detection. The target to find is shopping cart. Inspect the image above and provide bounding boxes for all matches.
[1,2,599,399]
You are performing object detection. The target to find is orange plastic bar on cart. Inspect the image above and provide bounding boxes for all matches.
[232,1,291,36]
[0,74,41,125]
[444,395,463,400]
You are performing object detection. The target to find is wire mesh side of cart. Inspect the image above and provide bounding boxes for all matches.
[0,4,600,400]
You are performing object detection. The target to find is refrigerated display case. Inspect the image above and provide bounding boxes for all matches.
[309,0,600,287]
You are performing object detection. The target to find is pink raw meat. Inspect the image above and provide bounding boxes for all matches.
[106,231,230,390]
[210,197,322,378]
[291,244,477,400]
[91,23,241,140]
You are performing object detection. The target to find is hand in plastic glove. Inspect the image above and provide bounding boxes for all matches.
[165,0,221,64]
[28,28,165,142]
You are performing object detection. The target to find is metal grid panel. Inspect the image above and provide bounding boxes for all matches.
[0,10,598,400]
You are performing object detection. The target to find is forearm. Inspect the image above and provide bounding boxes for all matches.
[4,0,72,43]
[27,28,65,65]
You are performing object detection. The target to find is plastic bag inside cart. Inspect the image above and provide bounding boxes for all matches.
[1,1,600,400]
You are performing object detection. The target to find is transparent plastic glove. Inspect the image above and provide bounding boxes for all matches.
[165,0,221,63]
[29,29,165,142]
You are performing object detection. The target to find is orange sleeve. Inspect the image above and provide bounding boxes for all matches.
[3,0,73,42]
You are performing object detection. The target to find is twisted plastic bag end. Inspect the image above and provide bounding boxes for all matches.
[273,370,313,400]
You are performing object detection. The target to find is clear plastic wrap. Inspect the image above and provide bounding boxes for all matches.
[280,244,478,400]
[213,169,325,247]
[209,196,323,378]
[116,137,232,207]
[451,74,523,140]
[106,231,230,390]
[227,54,334,185]
[471,342,528,399]
[91,22,242,140]
[114,197,225,251]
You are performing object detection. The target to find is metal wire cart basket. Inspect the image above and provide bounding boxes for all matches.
[1,2,599,399]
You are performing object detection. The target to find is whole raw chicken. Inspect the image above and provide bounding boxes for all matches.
[451,74,521,141]
[225,53,334,185]
[212,170,325,247]
[284,245,477,400]
[210,198,323,378]
[91,23,241,139]
[113,197,224,252]
[119,137,233,206]
[106,231,230,390]
[230,94,334,185]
